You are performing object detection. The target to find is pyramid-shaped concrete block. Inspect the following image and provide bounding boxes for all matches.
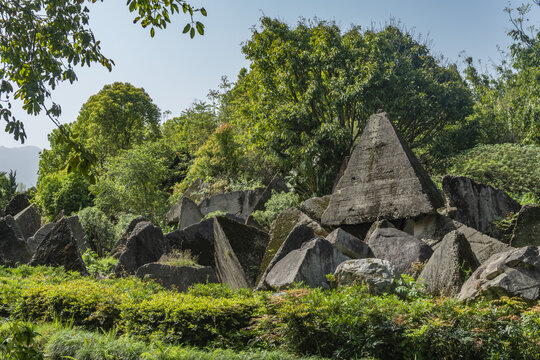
[322,112,443,226]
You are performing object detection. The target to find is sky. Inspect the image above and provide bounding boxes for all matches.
[1,0,539,150]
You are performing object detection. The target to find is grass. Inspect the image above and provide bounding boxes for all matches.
[158,250,199,267]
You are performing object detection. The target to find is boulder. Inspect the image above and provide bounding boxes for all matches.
[326,228,372,259]
[414,214,512,264]
[442,175,521,238]
[166,218,215,266]
[322,112,443,226]
[14,204,41,240]
[334,258,397,294]
[136,263,218,291]
[257,224,315,289]
[264,238,350,289]
[110,216,147,258]
[115,222,169,276]
[66,215,90,254]
[458,246,540,302]
[27,222,56,253]
[4,215,24,242]
[213,216,270,289]
[165,197,203,229]
[510,204,540,247]
[3,193,30,217]
[367,228,433,275]
[198,188,266,220]
[300,195,331,223]
[250,174,289,214]
[0,216,32,266]
[363,219,396,242]
[419,231,480,296]
[29,218,87,274]
[259,207,328,284]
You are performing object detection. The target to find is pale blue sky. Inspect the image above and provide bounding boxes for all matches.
[2,0,538,150]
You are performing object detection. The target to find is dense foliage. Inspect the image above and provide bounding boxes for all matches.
[1,266,540,359]
[0,170,17,208]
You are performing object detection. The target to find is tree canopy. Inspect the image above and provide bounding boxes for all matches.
[0,0,205,143]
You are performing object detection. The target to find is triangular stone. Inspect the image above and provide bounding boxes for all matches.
[322,112,444,226]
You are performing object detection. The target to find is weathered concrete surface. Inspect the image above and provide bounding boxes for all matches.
[166,197,202,229]
[110,216,147,258]
[510,204,540,247]
[300,195,331,223]
[419,230,480,296]
[14,204,41,240]
[322,112,443,226]
[0,216,32,266]
[414,214,512,264]
[257,224,315,289]
[198,188,266,220]
[115,222,169,276]
[264,238,350,289]
[258,207,328,285]
[4,215,24,242]
[364,219,396,242]
[442,175,521,238]
[213,216,269,289]
[29,218,87,274]
[66,215,90,254]
[136,263,218,291]
[326,228,372,259]
[3,193,30,217]
[458,246,540,302]
[27,222,55,253]
[367,227,433,275]
[335,258,397,294]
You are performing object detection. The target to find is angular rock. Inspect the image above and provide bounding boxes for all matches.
[166,218,215,266]
[458,246,540,301]
[257,224,315,289]
[264,238,350,289]
[363,219,396,242]
[66,215,90,254]
[326,228,372,259]
[334,258,397,294]
[3,193,30,217]
[213,216,269,289]
[510,204,540,247]
[27,222,56,253]
[198,188,265,220]
[110,216,147,258]
[0,217,32,266]
[29,218,87,274]
[414,214,512,264]
[442,175,521,238]
[136,263,218,291]
[166,197,203,229]
[419,231,480,296]
[259,207,328,285]
[367,228,433,275]
[115,222,169,276]
[300,195,331,223]
[14,204,41,240]
[4,215,24,242]
[322,112,444,226]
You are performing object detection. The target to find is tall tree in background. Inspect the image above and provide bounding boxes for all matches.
[0,0,206,143]
[0,170,17,207]
[228,18,473,195]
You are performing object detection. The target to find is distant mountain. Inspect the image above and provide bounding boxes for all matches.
[0,146,41,187]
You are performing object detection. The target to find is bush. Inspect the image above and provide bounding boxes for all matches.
[0,321,44,360]
[78,207,116,256]
[35,172,92,220]
[448,143,540,204]
[82,250,118,277]
[252,190,299,229]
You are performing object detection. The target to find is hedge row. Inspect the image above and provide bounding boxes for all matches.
[2,266,540,359]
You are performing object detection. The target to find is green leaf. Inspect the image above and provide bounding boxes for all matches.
[200,8,207,16]
[150,27,155,37]
[182,23,191,34]
[196,22,204,35]
[190,27,195,39]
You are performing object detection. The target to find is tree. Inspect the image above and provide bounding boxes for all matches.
[0,170,17,207]
[228,18,473,195]
[1,0,206,143]
[72,82,161,169]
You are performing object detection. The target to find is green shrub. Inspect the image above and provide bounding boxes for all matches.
[82,250,118,277]
[449,143,540,204]
[78,207,116,256]
[113,213,139,243]
[252,190,299,229]
[0,321,44,360]
[35,172,92,220]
